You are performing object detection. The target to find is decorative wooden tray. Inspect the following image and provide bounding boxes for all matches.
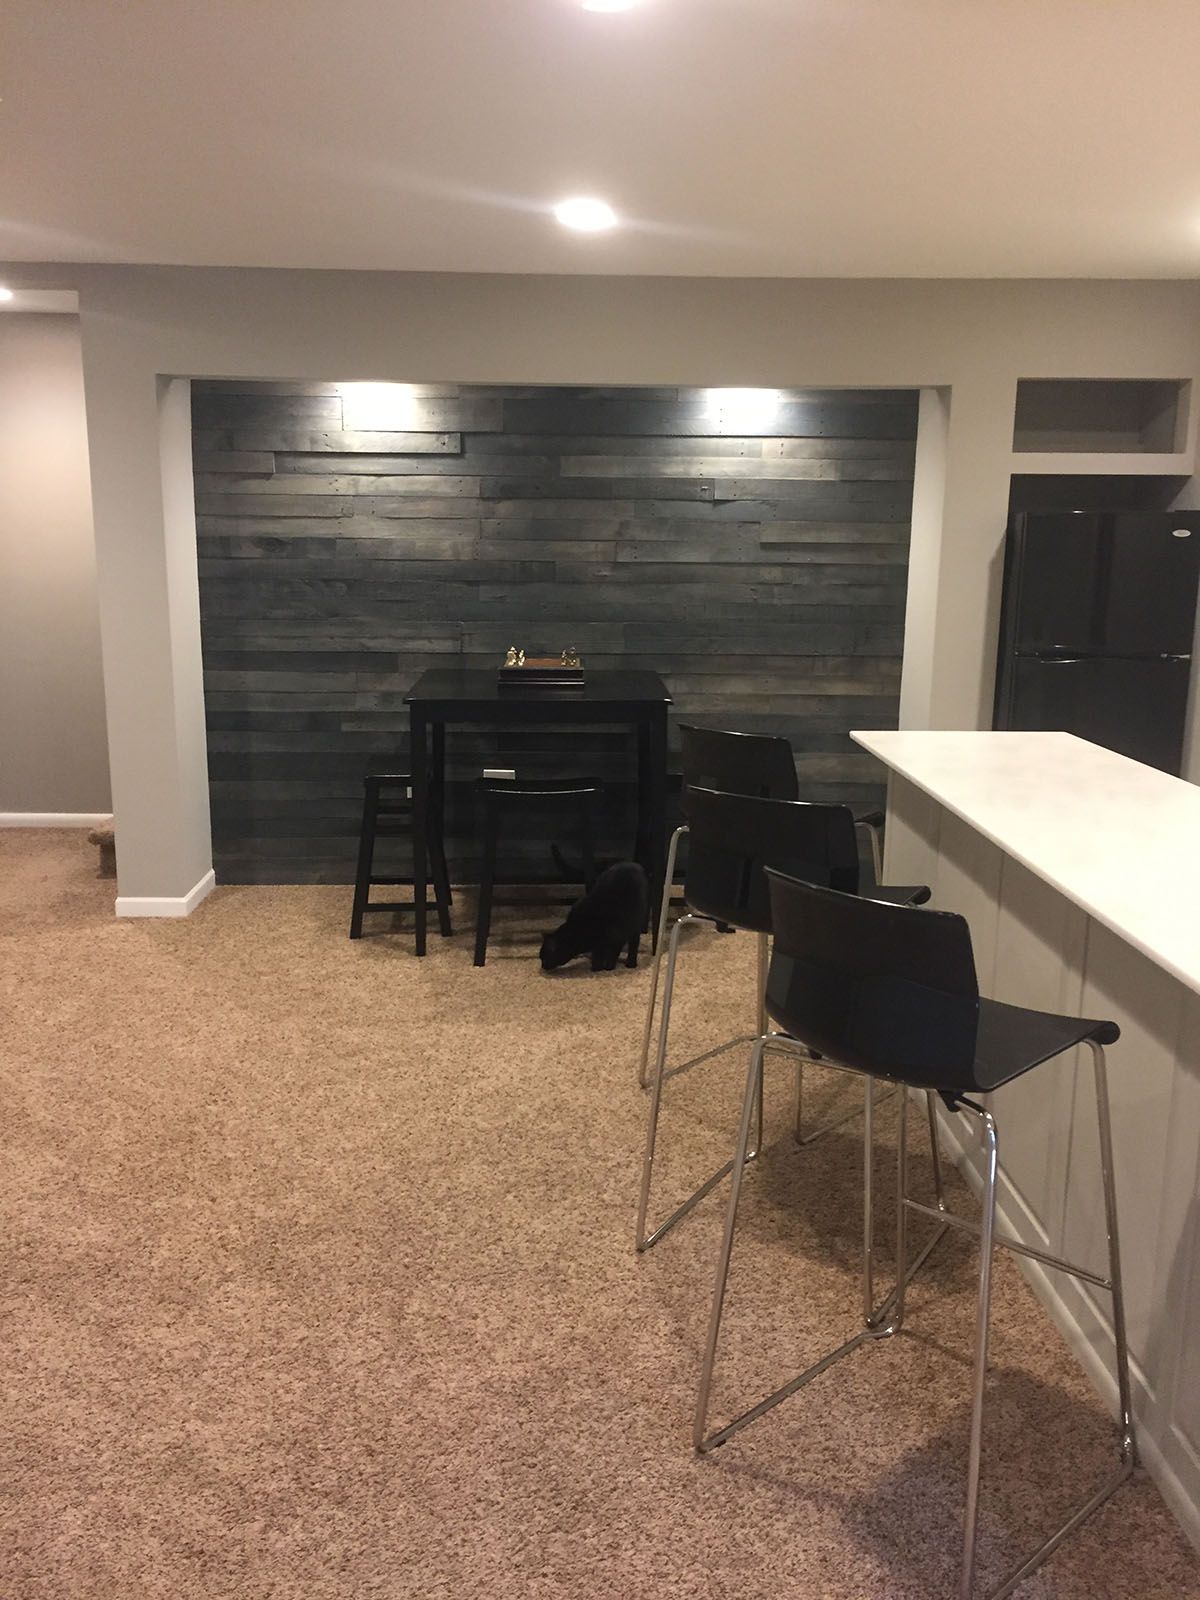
[498,654,584,688]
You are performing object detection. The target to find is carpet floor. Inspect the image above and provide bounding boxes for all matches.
[3,830,1198,1599]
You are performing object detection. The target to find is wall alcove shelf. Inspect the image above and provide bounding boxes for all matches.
[1011,378,1193,476]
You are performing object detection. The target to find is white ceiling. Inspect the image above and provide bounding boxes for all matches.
[5,0,1200,279]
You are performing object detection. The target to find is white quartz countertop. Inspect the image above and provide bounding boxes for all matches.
[852,730,1200,994]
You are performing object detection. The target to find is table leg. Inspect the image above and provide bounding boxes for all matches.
[647,707,668,952]
[635,722,651,878]
[411,707,429,957]
[431,721,452,937]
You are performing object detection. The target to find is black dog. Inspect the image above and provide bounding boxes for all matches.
[540,862,648,972]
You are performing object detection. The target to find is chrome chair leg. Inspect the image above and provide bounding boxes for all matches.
[856,816,884,884]
[946,1063,1135,1600]
[636,915,762,1252]
[868,1086,950,1332]
[754,932,768,1154]
[694,1042,907,1454]
[795,1075,900,1147]
[1092,1042,1136,1462]
[863,1075,876,1324]
[957,1099,999,1600]
[895,1088,910,1330]
[637,824,687,1088]
[693,1038,779,1448]
[927,1089,948,1211]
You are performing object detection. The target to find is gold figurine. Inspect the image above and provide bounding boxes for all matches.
[505,646,520,667]
[561,645,581,668]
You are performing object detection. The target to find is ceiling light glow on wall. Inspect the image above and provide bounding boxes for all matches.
[554,197,618,232]
[582,0,639,11]
[337,382,421,431]
[0,287,13,302]
[703,388,783,431]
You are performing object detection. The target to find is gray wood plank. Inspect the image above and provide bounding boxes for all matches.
[193,451,276,475]
[193,473,480,498]
[210,429,462,453]
[560,455,913,481]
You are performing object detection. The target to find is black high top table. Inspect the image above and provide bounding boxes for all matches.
[405,668,672,956]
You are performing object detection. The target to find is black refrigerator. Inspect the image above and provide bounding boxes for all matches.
[993,512,1200,775]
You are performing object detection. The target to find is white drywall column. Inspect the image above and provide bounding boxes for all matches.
[0,314,110,813]
[898,387,949,729]
[83,360,212,909]
[900,377,1016,729]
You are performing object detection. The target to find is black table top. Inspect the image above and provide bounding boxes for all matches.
[405,668,672,710]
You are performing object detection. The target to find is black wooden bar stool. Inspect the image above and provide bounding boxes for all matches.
[473,778,599,967]
[636,785,935,1252]
[348,767,452,940]
[694,868,1135,1600]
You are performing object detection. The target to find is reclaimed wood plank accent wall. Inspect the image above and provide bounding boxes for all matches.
[194,382,917,883]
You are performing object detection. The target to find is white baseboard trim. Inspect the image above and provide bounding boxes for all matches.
[929,1097,1200,1557]
[116,869,215,919]
[0,812,110,828]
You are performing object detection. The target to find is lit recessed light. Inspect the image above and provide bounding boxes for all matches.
[0,287,13,303]
[582,0,639,10]
[337,382,420,431]
[704,388,783,430]
[553,197,618,232]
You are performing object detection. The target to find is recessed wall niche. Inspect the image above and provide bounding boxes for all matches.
[1013,378,1189,455]
[193,381,917,884]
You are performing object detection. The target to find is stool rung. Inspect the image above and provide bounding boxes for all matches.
[488,894,580,909]
[902,1198,1112,1290]
[360,900,446,914]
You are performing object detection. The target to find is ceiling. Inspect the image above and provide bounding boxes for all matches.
[5,0,1200,279]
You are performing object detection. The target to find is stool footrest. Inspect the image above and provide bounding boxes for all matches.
[901,1197,1112,1290]
[359,900,447,914]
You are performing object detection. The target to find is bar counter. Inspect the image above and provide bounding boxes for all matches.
[853,729,1200,1552]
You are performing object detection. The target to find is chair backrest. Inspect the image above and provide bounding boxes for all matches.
[682,786,861,932]
[763,867,982,1094]
[679,723,798,800]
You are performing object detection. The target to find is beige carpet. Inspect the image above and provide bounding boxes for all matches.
[3,830,1198,1600]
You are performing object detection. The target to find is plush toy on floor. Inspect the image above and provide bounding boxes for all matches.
[540,861,648,972]
[88,817,116,878]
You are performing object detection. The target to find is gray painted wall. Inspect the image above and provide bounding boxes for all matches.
[193,382,916,882]
[0,314,110,814]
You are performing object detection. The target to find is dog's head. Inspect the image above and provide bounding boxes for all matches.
[539,926,571,971]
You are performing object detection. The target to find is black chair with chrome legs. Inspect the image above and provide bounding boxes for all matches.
[637,723,885,1099]
[695,868,1135,1600]
[636,785,934,1252]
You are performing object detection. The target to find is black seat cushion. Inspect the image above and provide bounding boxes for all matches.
[763,989,1117,1098]
[972,996,1119,1092]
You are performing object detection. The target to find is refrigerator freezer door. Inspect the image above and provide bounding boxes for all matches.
[1010,655,1192,774]
[1009,514,1105,654]
[1103,514,1200,655]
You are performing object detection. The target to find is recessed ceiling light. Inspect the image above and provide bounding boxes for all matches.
[0,287,13,303]
[582,0,639,10]
[554,197,618,232]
